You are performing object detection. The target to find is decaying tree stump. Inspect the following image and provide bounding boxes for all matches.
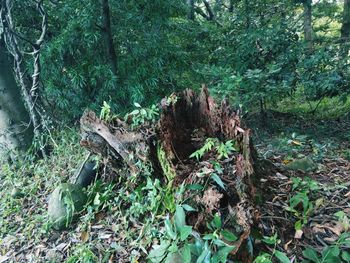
[80,86,260,261]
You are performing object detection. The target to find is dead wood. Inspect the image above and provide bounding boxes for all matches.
[80,86,262,261]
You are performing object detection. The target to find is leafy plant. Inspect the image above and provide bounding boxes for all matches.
[302,233,350,263]
[124,103,159,129]
[148,208,237,263]
[254,233,290,263]
[100,101,113,122]
[190,138,236,161]
[286,177,320,230]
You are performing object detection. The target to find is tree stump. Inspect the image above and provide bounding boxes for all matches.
[80,86,260,261]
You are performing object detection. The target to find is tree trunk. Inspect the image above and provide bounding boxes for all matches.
[303,0,313,49]
[0,0,48,157]
[0,43,33,160]
[80,87,261,261]
[187,0,195,20]
[341,0,350,56]
[203,0,215,20]
[100,0,118,78]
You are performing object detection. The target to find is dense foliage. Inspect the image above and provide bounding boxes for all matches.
[4,0,350,122]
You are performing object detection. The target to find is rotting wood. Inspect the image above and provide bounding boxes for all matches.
[80,86,261,261]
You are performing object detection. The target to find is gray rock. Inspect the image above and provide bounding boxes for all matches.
[48,183,87,230]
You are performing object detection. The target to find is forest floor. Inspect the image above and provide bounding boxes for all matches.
[0,110,349,262]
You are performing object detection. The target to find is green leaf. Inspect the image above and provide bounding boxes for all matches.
[212,213,222,229]
[254,253,273,263]
[187,184,203,191]
[221,229,238,242]
[274,250,290,263]
[262,233,278,245]
[203,234,214,240]
[180,225,192,241]
[148,241,170,263]
[196,242,211,263]
[322,246,340,262]
[302,247,320,263]
[175,205,186,230]
[211,246,235,263]
[342,251,350,262]
[211,173,226,190]
[165,218,177,240]
[182,204,197,212]
[134,102,141,108]
[180,244,191,263]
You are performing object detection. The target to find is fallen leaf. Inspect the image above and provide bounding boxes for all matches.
[284,239,293,251]
[81,231,89,243]
[291,140,302,146]
[294,229,303,239]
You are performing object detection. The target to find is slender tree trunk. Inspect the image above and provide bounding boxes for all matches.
[341,0,350,56]
[0,43,33,159]
[101,0,118,78]
[187,0,195,20]
[203,0,215,20]
[303,0,313,49]
[229,0,234,13]
[0,0,47,157]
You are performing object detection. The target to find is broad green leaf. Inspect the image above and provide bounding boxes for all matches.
[302,247,320,263]
[211,245,235,263]
[221,229,238,242]
[134,102,141,108]
[212,213,222,229]
[165,218,177,240]
[342,251,350,262]
[274,250,290,263]
[148,241,170,263]
[175,205,186,230]
[322,246,340,262]
[196,245,211,263]
[180,244,191,263]
[180,225,192,241]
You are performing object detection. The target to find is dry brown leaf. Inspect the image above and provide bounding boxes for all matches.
[198,187,223,213]
[284,239,293,251]
[80,231,89,243]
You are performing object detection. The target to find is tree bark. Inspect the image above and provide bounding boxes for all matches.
[100,0,118,78]
[0,0,48,157]
[203,0,215,20]
[341,0,350,56]
[303,0,313,49]
[0,43,33,159]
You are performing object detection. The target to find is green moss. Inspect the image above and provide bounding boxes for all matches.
[157,144,176,185]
